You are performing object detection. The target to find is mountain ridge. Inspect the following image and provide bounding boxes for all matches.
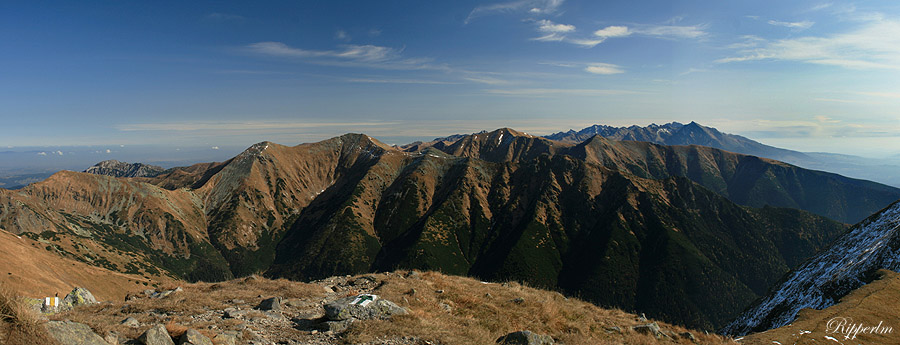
[545,122,900,187]
[84,159,165,178]
[722,199,900,336]
[0,129,877,330]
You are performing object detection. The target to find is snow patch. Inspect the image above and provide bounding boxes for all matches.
[723,201,900,335]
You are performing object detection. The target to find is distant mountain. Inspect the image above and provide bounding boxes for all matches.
[84,160,165,178]
[417,128,900,224]
[545,122,900,187]
[2,129,887,330]
[722,199,900,336]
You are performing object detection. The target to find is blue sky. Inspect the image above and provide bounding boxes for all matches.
[3,0,900,158]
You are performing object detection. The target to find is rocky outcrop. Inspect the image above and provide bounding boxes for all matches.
[255,296,282,311]
[178,329,213,345]
[323,294,407,321]
[44,320,108,345]
[62,287,96,309]
[84,160,165,178]
[496,330,554,345]
[138,324,175,345]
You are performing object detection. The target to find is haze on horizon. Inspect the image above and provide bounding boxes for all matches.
[4,0,900,159]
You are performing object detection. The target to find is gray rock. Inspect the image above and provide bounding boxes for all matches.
[680,331,697,341]
[212,333,238,345]
[632,322,662,337]
[317,319,354,333]
[62,287,97,308]
[496,330,554,345]
[323,295,408,321]
[139,324,175,345]
[178,329,213,345]
[44,320,108,345]
[255,296,282,311]
[122,316,140,328]
[104,331,120,345]
[439,302,452,312]
[223,307,248,319]
[264,311,286,320]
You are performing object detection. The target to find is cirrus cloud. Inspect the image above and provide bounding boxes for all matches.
[717,17,900,70]
[584,63,624,75]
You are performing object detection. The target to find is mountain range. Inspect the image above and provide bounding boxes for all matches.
[546,122,900,188]
[4,128,890,331]
[83,160,165,178]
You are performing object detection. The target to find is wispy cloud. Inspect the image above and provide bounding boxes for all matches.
[531,19,599,46]
[248,42,398,61]
[593,26,630,39]
[529,20,610,48]
[334,30,351,41]
[579,23,706,46]
[460,75,513,85]
[346,78,459,85]
[632,24,707,39]
[484,88,640,96]
[205,13,245,22]
[856,91,900,99]
[717,17,900,70]
[465,0,564,24]
[808,3,833,12]
[532,19,575,41]
[767,19,815,29]
[679,67,709,75]
[541,61,625,75]
[245,42,444,70]
[584,63,624,75]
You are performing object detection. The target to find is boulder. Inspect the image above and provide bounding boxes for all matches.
[104,331,120,345]
[632,322,662,337]
[212,333,238,345]
[178,328,213,345]
[496,330,554,345]
[223,307,248,319]
[44,320,108,345]
[317,319,354,333]
[139,324,175,345]
[323,294,407,321]
[255,296,282,311]
[680,331,697,341]
[62,287,97,308]
[121,316,140,328]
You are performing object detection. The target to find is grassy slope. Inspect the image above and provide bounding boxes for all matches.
[0,228,165,302]
[740,270,900,345]
[46,270,738,345]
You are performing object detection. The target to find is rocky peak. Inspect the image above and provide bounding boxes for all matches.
[84,160,165,178]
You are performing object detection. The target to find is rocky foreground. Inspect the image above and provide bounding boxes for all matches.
[11,270,736,344]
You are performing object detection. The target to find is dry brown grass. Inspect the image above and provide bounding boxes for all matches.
[742,269,900,345]
[0,283,56,345]
[344,271,736,345]
[45,270,737,345]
